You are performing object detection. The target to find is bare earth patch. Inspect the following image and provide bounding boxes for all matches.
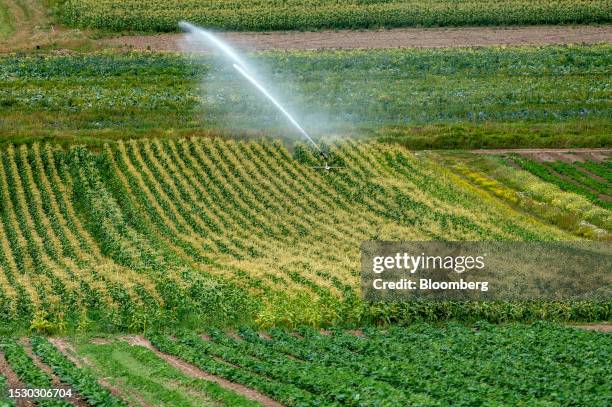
[571,324,612,333]
[100,25,612,52]
[121,336,284,407]
[472,148,612,163]
[346,329,366,337]
[89,338,114,345]
[48,338,82,368]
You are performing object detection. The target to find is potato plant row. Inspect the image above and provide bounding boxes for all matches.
[29,337,127,407]
[58,0,612,32]
[147,323,612,406]
[0,339,72,407]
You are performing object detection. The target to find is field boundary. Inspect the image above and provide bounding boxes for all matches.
[101,25,612,52]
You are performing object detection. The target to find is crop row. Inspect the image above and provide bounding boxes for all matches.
[58,0,612,32]
[3,46,611,148]
[147,322,612,406]
[508,156,612,210]
[0,373,15,406]
[0,141,609,330]
[0,338,72,406]
[29,337,127,407]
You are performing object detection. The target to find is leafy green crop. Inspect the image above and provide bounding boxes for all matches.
[509,156,612,209]
[0,339,72,407]
[1,45,610,148]
[59,0,612,32]
[30,336,127,407]
[149,322,612,406]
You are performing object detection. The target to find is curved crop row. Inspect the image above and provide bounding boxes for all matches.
[0,140,609,330]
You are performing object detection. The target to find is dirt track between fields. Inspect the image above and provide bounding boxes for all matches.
[101,25,612,52]
[472,148,612,163]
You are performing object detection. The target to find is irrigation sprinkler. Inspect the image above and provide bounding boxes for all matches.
[179,21,335,170]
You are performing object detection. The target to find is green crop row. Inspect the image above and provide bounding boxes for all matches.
[509,156,612,210]
[58,0,612,32]
[0,339,72,407]
[2,46,611,148]
[547,161,611,196]
[575,160,612,183]
[0,374,15,406]
[29,336,127,407]
[147,322,612,405]
[0,141,610,332]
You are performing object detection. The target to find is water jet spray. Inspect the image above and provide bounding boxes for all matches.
[179,21,333,167]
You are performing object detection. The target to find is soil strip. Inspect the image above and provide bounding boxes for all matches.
[101,26,612,52]
[571,324,612,333]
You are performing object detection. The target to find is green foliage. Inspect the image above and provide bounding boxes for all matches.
[59,0,612,32]
[0,373,15,406]
[29,336,127,407]
[149,322,612,406]
[509,156,612,209]
[1,45,611,148]
[0,339,72,407]
[77,340,260,407]
[0,140,609,330]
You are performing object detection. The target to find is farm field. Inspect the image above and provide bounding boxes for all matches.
[0,0,611,405]
[57,0,612,32]
[3,139,610,334]
[0,323,610,406]
[1,45,611,148]
[508,156,611,209]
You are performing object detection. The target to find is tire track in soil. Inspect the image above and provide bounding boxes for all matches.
[121,335,284,407]
[19,338,88,407]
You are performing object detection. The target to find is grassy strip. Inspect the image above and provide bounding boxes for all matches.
[29,336,127,407]
[148,333,325,406]
[1,46,610,148]
[76,340,261,407]
[58,0,612,32]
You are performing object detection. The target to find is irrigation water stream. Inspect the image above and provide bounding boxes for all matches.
[178,21,330,165]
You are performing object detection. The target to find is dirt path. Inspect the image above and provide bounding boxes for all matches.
[101,25,612,52]
[472,148,612,163]
[0,0,89,52]
[571,324,611,333]
[122,336,284,407]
